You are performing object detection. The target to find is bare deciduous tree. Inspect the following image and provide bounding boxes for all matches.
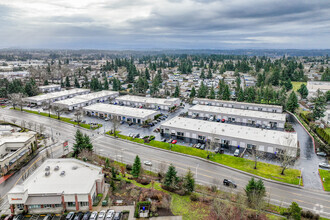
[43,100,52,117]
[9,93,25,110]
[251,146,264,170]
[51,105,64,119]
[21,120,26,129]
[74,107,84,125]
[110,116,121,137]
[279,149,296,175]
[39,124,46,135]
[27,121,34,130]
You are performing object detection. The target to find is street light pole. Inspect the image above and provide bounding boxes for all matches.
[299,168,303,186]
[195,164,199,179]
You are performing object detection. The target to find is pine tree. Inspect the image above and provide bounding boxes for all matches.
[131,155,141,178]
[208,86,215,99]
[183,169,195,194]
[223,84,231,100]
[287,202,302,220]
[312,89,326,120]
[207,69,213,79]
[145,68,150,80]
[286,92,299,113]
[245,178,266,209]
[83,134,93,151]
[65,76,70,88]
[164,164,178,188]
[321,67,330,81]
[190,87,196,98]
[44,80,49,85]
[74,77,80,88]
[297,84,308,99]
[237,88,245,102]
[73,130,84,156]
[103,77,109,90]
[200,69,205,79]
[174,84,180,98]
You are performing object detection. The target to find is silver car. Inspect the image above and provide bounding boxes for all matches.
[319,163,330,169]
[105,210,115,220]
[98,210,106,220]
[89,212,98,220]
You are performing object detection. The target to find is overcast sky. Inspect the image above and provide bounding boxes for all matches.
[0,0,329,49]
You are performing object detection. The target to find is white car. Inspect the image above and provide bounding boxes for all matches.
[89,212,98,220]
[98,211,106,220]
[319,163,330,169]
[234,149,240,157]
[144,161,152,166]
[105,210,115,220]
[105,118,109,121]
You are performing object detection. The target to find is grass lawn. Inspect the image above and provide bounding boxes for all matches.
[325,128,330,136]
[107,132,302,185]
[291,81,306,92]
[319,169,330,191]
[11,108,102,130]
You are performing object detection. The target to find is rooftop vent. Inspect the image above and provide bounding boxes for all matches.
[54,166,59,171]
[60,171,65,176]
[45,166,50,171]
[72,166,78,170]
[45,171,50,176]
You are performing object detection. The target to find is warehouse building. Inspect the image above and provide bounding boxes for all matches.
[307,81,330,99]
[160,117,298,156]
[83,103,158,124]
[38,84,61,93]
[193,98,283,113]
[52,91,119,110]
[0,131,37,176]
[8,159,105,214]
[23,89,90,106]
[188,105,286,129]
[115,95,180,110]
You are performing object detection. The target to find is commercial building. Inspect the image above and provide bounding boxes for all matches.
[83,103,158,124]
[23,89,90,106]
[307,81,330,99]
[188,104,286,129]
[8,159,105,214]
[0,131,37,176]
[39,85,61,93]
[52,91,119,110]
[193,98,283,113]
[115,95,180,110]
[160,117,298,156]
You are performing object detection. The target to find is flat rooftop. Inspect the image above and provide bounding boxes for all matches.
[9,159,102,194]
[189,105,286,121]
[24,89,90,102]
[161,117,297,148]
[53,91,118,106]
[194,98,283,110]
[83,103,158,118]
[116,95,179,106]
[39,84,61,89]
[0,131,36,146]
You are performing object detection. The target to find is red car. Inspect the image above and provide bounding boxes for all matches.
[171,140,177,144]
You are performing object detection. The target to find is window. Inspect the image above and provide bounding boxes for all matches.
[198,135,205,140]
[258,108,262,111]
[43,204,52,208]
[177,132,184,136]
[247,144,256,150]
[29,205,41,209]
[80,202,89,207]
[55,204,62,208]
[17,204,24,210]
[67,202,76,207]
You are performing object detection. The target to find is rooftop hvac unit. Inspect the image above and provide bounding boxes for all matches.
[45,171,50,176]
[54,166,59,171]
[72,166,78,170]
[60,171,65,176]
[45,166,50,171]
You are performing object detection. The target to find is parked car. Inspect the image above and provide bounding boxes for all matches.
[234,149,240,157]
[319,163,330,169]
[128,122,134,126]
[223,179,237,188]
[43,214,52,220]
[82,212,91,220]
[89,211,98,220]
[200,144,205,150]
[221,119,225,123]
[317,152,327,157]
[13,215,23,220]
[74,212,83,220]
[144,161,152,166]
[120,121,125,124]
[171,140,177,144]
[196,143,201,149]
[66,212,75,220]
[98,210,106,220]
[134,133,140,138]
[162,138,167,142]
[113,212,122,220]
[105,118,109,121]
[203,117,208,120]
[215,147,220,153]
[105,210,115,220]
[168,139,173,143]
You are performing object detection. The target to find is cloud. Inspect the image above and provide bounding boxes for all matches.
[0,0,329,49]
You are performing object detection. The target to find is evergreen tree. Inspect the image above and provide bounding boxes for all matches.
[286,92,299,113]
[103,77,109,90]
[174,84,180,98]
[207,69,213,79]
[200,69,205,79]
[24,79,39,97]
[287,202,302,220]
[150,78,159,96]
[237,88,245,102]
[311,89,327,120]
[297,84,308,99]
[83,134,93,151]
[131,155,141,178]
[73,130,84,156]
[217,80,225,99]
[271,68,280,86]
[190,87,196,98]
[65,76,70,88]
[164,164,178,188]
[197,82,208,98]
[222,84,231,100]
[44,80,49,85]
[321,67,330,81]
[208,86,215,99]
[183,169,195,194]
[145,68,150,80]
[74,77,80,88]
[245,178,266,209]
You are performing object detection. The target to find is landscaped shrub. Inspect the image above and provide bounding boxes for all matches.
[316,127,330,145]
[126,164,132,170]
[137,178,151,185]
[190,193,199,201]
[301,210,320,220]
[149,135,155,141]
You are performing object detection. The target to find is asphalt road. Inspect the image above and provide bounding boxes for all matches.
[1,109,330,218]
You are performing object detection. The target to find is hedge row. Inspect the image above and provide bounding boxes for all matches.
[316,128,330,145]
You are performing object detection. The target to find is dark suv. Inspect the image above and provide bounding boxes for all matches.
[223,179,237,188]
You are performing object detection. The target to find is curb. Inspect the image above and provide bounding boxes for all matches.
[318,169,326,191]
[106,134,303,189]
[286,111,316,153]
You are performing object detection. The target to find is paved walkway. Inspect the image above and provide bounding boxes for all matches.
[150,217,182,220]
[0,173,14,184]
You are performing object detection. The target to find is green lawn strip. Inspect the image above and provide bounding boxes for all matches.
[319,169,330,191]
[291,81,306,92]
[10,108,102,130]
[107,132,301,185]
[325,128,330,136]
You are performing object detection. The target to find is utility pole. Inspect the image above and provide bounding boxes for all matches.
[195,163,199,179]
